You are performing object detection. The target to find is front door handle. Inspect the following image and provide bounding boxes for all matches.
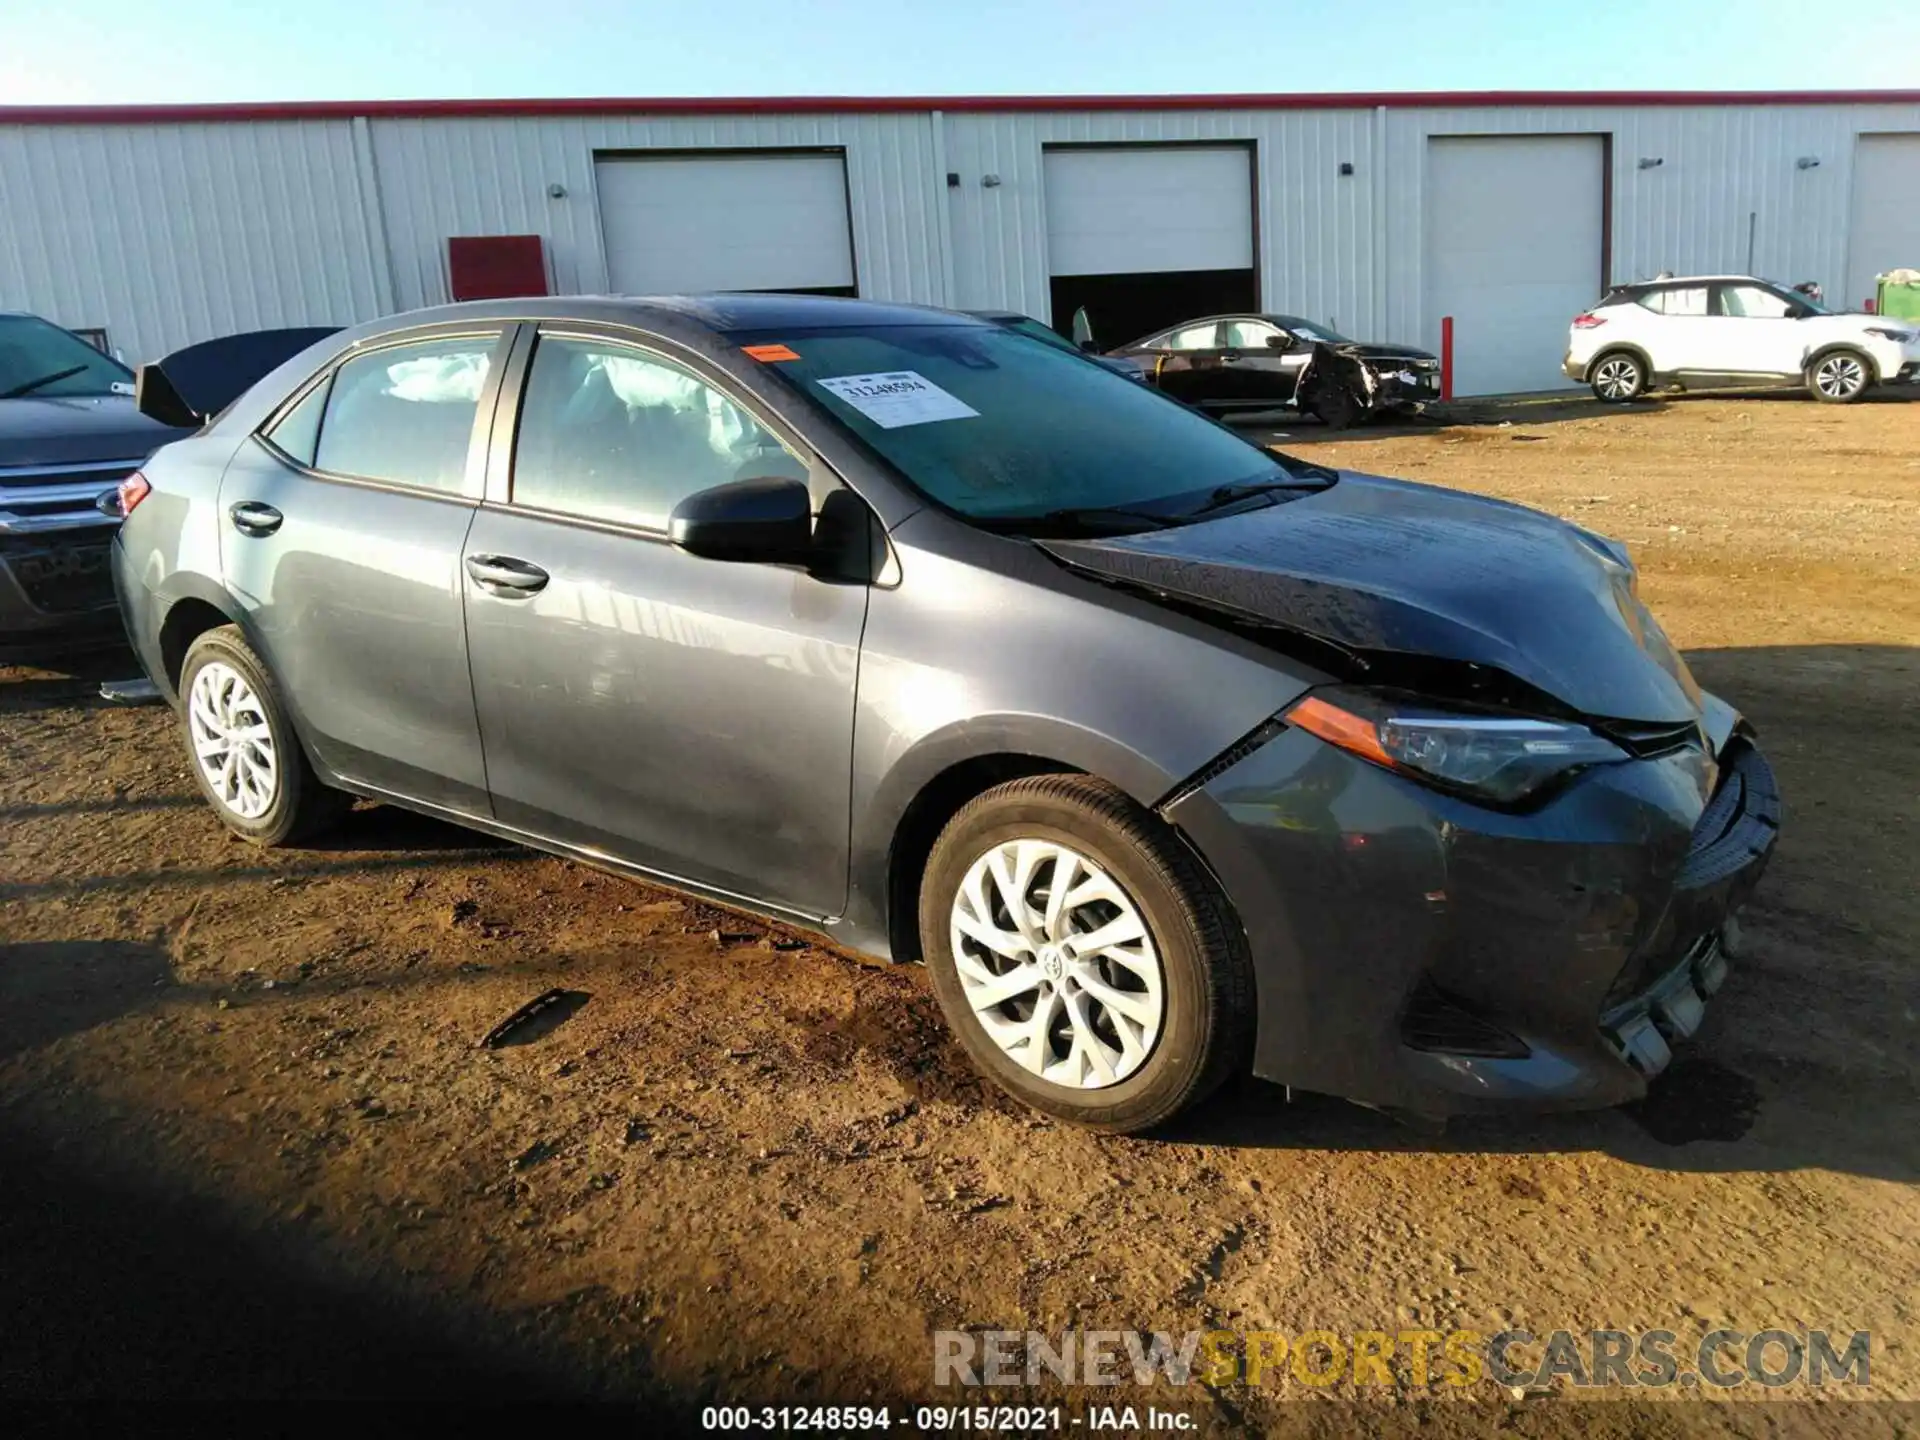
[465,553,550,597]
[228,501,283,537]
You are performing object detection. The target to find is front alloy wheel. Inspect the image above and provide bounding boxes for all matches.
[1809,351,1869,403]
[950,839,1165,1088]
[921,774,1253,1133]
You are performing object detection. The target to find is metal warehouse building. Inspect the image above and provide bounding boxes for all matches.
[3,90,1918,395]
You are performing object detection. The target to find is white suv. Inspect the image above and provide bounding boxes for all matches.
[1564,275,1920,404]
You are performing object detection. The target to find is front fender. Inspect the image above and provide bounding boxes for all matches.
[843,711,1183,952]
[835,512,1324,961]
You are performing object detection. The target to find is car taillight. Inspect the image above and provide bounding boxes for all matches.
[1571,313,1607,330]
[117,470,151,516]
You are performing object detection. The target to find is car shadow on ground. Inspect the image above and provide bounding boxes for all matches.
[1241,383,1917,447]
[0,1124,641,1412]
[306,801,520,856]
[0,646,147,715]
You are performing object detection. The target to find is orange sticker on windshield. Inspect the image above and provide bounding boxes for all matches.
[743,343,800,362]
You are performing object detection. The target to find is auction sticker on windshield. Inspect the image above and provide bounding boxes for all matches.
[814,371,980,429]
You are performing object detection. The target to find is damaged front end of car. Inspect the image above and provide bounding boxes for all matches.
[1038,473,1779,1117]
[1293,344,1444,427]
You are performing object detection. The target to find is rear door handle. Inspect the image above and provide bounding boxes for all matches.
[465,553,549,597]
[228,501,283,537]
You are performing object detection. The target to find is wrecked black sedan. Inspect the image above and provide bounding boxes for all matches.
[115,295,1773,1134]
[1108,313,1440,428]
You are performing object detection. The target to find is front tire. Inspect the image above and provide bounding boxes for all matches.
[1589,351,1647,403]
[179,625,347,846]
[1307,381,1361,430]
[1807,349,1871,403]
[919,775,1253,1134]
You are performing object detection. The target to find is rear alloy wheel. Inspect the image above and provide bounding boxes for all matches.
[179,625,347,846]
[1590,352,1647,403]
[920,775,1253,1133]
[1808,350,1871,403]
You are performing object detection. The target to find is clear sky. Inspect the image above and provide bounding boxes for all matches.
[0,0,1911,106]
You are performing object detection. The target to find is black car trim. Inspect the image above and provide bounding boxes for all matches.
[1153,714,1292,813]
[1675,740,1780,891]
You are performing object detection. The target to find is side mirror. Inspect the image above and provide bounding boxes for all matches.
[1786,303,1811,319]
[1077,338,1099,352]
[1265,334,1290,349]
[668,476,813,565]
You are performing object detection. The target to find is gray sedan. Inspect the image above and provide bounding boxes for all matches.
[112,295,1777,1132]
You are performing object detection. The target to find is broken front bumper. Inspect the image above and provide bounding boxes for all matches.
[1166,709,1781,1117]
[1604,931,1729,1076]
[1371,364,1443,410]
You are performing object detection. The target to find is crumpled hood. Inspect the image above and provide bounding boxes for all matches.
[1042,471,1704,724]
[1331,342,1436,366]
[0,394,188,468]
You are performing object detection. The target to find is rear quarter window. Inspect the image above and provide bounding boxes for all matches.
[262,378,330,467]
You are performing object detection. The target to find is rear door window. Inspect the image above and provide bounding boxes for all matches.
[1157,322,1222,352]
[1640,286,1709,316]
[311,333,502,494]
[1222,319,1281,349]
[1714,284,1793,319]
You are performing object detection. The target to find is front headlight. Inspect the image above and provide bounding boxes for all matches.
[1864,326,1915,343]
[1286,688,1628,803]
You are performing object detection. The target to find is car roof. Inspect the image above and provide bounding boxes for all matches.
[1140,313,1336,332]
[358,293,985,338]
[1612,275,1768,290]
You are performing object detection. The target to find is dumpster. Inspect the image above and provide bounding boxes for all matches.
[1875,269,1920,323]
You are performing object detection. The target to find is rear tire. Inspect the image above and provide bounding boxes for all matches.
[918,775,1253,1134]
[179,625,347,846]
[1589,351,1647,403]
[1807,349,1871,403]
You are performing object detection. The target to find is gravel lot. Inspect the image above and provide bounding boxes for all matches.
[2,389,1915,1433]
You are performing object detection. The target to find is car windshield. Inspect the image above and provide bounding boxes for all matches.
[996,317,1081,353]
[1282,318,1353,344]
[1764,281,1831,314]
[753,323,1313,528]
[0,315,133,399]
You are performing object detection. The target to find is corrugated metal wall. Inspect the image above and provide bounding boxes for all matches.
[3,100,1916,367]
[0,120,390,362]
[365,113,948,312]
[941,108,1378,334]
[1378,101,1920,350]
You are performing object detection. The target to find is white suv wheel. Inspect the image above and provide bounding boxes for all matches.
[1591,355,1645,402]
[1810,352,1869,403]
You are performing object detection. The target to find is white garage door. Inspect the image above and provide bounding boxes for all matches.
[1846,133,1920,313]
[595,153,855,295]
[1043,146,1253,277]
[1425,136,1606,396]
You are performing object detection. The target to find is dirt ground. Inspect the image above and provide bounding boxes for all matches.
[2,389,1916,1434]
